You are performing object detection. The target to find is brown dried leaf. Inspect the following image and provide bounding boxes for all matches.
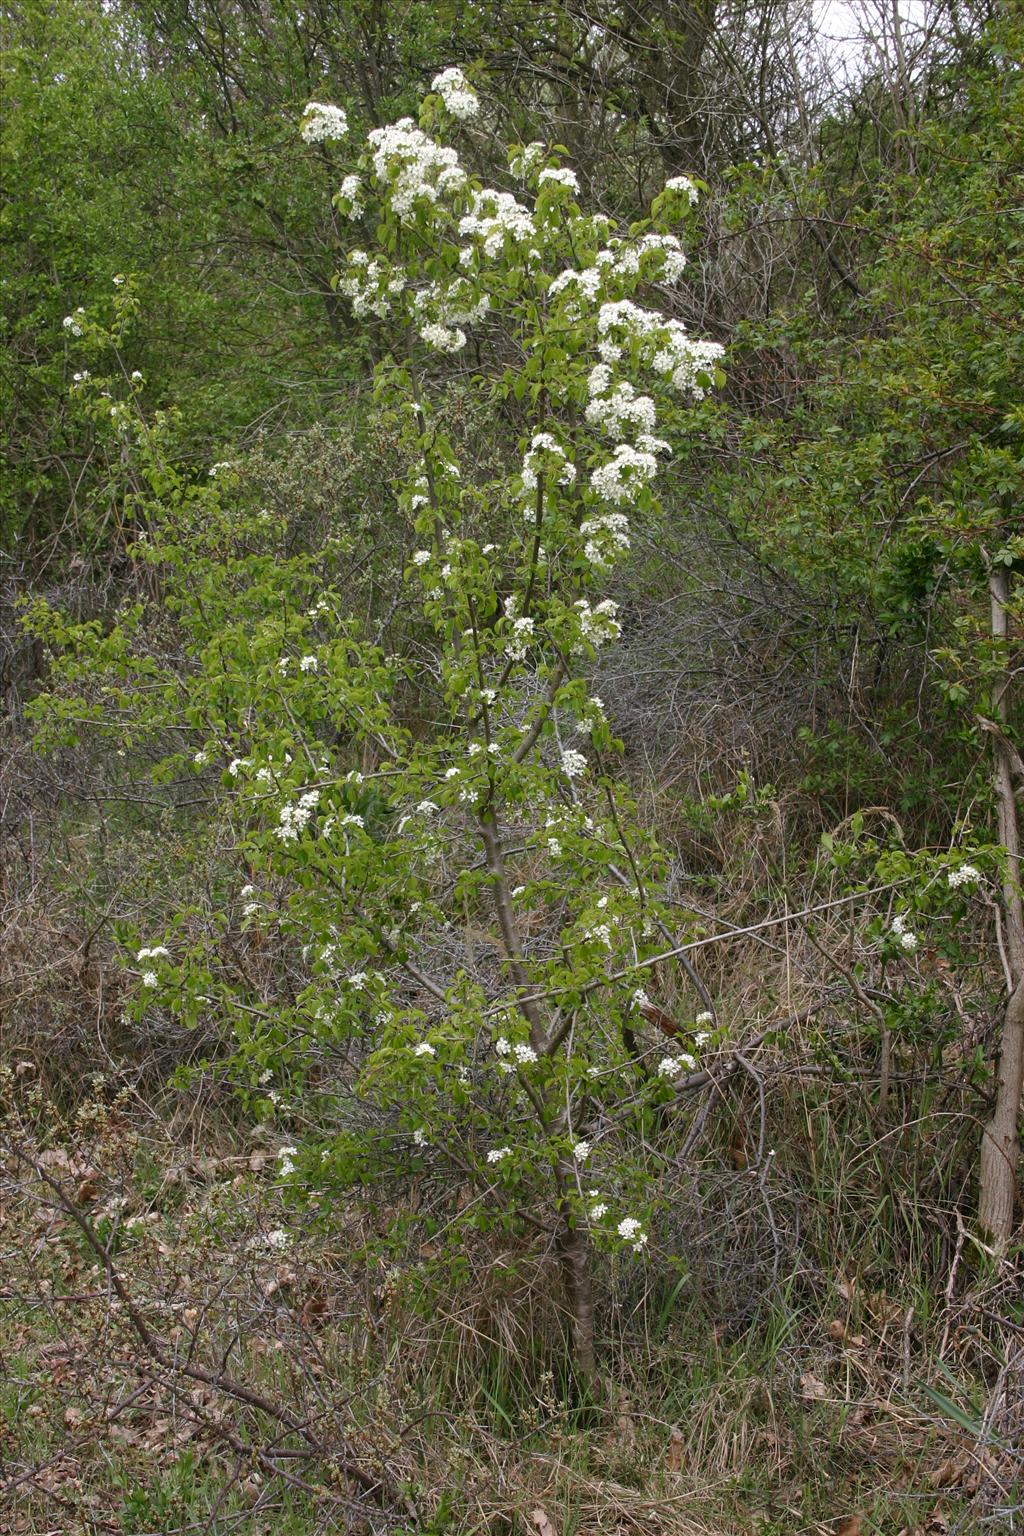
[832,1519,864,1536]
[530,1509,558,1536]
[666,1427,684,1473]
[928,1457,967,1489]
[800,1372,828,1400]
[828,1319,866,1347]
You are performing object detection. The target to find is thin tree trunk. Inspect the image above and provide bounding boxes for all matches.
[978,568,1024,1244]
[979,977,1024,1242]
[557,1200,598,1393]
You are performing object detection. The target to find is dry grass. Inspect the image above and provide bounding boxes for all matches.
[2,1064,1019,1536]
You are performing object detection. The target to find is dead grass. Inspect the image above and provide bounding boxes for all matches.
[1,1067,1018,1536]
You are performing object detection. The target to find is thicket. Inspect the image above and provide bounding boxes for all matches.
[1,2,1021,1532]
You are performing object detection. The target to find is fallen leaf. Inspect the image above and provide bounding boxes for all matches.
[928,1457,967,1489]
[828,1319,866,1347]
[530,1509,557,1536]
[833,1519,863,1536]
[800,1372,827,1400]
[300,1295,327,1328]
[666,1427,684,1472]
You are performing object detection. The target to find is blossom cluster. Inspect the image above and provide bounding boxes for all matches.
[337,251,406,320]
[521,433,576,492]
[947,863,981,889]
[458,188,535,257]
[300,101,349,144]
[275,789,320,842]
[890,911,918,953]
[657,1052,696,1078]
[431,67,479,120]
[665,174,699,205]
[591,443,661,504]
[367,118,466,220]
[573,598,621,651]
[586,376,657,437]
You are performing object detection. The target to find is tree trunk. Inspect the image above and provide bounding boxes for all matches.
[978,568,1024,1245]
[979,976,1024,1243]
[558,1208,598,1394]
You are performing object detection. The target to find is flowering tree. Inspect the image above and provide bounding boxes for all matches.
[45,68,727,1381]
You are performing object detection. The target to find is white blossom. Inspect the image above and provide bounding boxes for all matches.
[591,443,660,504]
[889,912,918,950]
[580,509,631,568]
[420,321,467,352]
[572,598,621,652]
[431,66,479,120]
[650,326,725,398]
[299,654,318,672]
[658,1053,696,1078]
[585,380,657,438]
[300,101,349,144]
[141,970,158,988]
[665,173,699,205]
[538,166,579,193]
[639,232,687,281]
[549,266,603,310]
[572,1140,591,1161]
[521,432,575,491]
[506,615,535,660]
[275,789,319,842]
[948,864,981,889]
[487,1145,512,1164]
[617,1216,647,1250]
[508,141,546,179]
[589,1202,608,1219]
[412,1041,436,1058]
[337,173,363,217]
[561,748,588,778]
[368,118,466,221]
[459,187,534,258]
